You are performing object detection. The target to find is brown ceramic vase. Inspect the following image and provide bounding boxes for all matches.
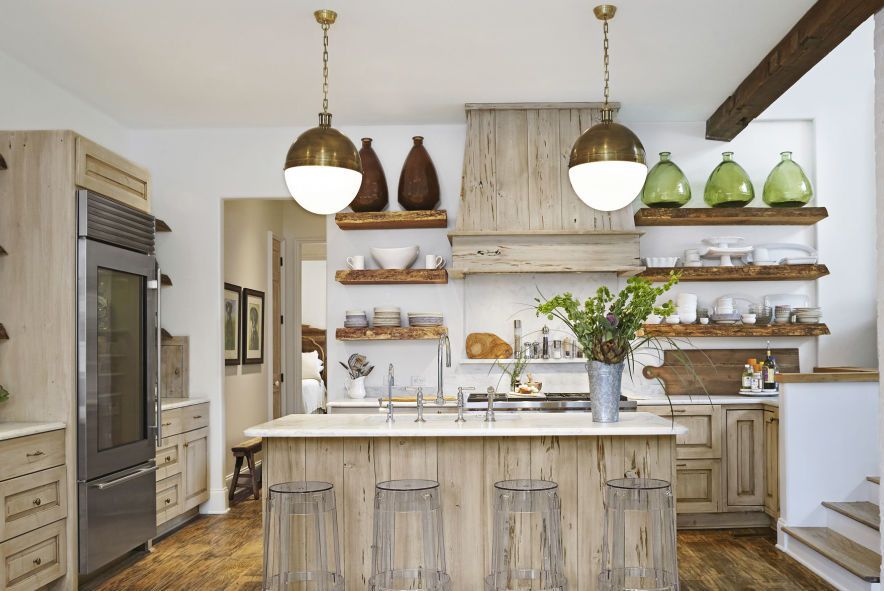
[348,138,388,212]
[398,136,440,210]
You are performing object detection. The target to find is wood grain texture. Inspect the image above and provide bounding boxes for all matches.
[494,110,530,232]
[465,332,513,359]
[672,459,721,514]
[821,501,880,531]
[638,264,830,282]
[161,336,189,399]
[335,326,447,341]
[0,465,66,542]
[0,518,66,591]
[154,218,172,232]
[465,102,610,111]
[642,405,723,460]
[527,109,561,230]
[634,206,829,226]
[778,370,879,383]
[725,409,764,508]
[334,210,447,230]
[334,269,448,285]
[706,0,884,140]
[75,135,150,213]
[782,526,880,583]
[641,323,830,338]
[868,476,880,485]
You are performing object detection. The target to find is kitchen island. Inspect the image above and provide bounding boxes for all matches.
[245,412,685,591]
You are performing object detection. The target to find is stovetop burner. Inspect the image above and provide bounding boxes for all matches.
[465,392,636,412]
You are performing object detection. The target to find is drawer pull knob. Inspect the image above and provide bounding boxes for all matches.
[162,422,172,427]
[671,409,686,413]
[33,557,42,566]
[192,415,202,419]
[33,498,42,506]
[184,443,189,448]
[165,456,172,462]
[676,463,688,467]
[165,498,171,504]
[26,450,45,458]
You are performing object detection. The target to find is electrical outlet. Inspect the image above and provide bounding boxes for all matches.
[411,375,427,386]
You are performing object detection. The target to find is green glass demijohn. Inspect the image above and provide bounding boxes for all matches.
[763,151,813,207]
[703,151,755,207]
[640,152,691,208]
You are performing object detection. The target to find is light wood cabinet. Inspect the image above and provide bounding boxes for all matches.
[155,474,182,526]
[643,405,721,459]
[75,135,151,213]
[725,409,765,508]
[182,427,209,512]
[674,459,721,514]
[0,466,67,542]
[155,435,183,481]
[0,520,66,591]
[764,408,780,518]
[0,431,65,483]
[181,404,209,434]
[161,337,189,399]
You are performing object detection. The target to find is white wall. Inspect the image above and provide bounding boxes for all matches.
[301,261,327,329]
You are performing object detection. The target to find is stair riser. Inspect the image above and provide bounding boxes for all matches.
[862,481,880,504]
[783,534,878,591]
[827,509,881,553]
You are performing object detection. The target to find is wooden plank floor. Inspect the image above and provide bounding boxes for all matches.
[92,500,834,591]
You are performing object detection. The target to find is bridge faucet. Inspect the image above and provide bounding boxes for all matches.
[484,386,496,422]
[386,364,395,423]
[436,334,451,406]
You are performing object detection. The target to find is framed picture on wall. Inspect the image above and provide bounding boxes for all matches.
[241,288,265,365]
[223,283,242,365]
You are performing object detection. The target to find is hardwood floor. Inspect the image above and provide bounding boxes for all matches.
[93,500,833,591]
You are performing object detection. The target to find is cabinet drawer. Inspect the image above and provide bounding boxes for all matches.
[156,474,182,526]
[674,459,721,514]
[0,466,67,542]
[155,435,182,480]
[159,408,183,438]
[644,405,722,459]
[75,135,150,213]
[0,431,65,482]
[0,519,66,591]
[181,404,209,433]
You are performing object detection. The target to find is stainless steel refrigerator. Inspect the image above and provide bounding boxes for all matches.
[76,190,161,576]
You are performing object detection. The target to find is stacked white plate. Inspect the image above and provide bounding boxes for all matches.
[408,312,444,327]
[793,307,822,324]
[373,307,402,327]
[774,305,792,324]
[344,310,368,328]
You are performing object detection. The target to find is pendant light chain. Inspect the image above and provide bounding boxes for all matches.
[602,18,610,109]
[321,22,330,114]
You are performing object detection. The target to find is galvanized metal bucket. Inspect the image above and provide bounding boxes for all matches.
[587,360,624,423]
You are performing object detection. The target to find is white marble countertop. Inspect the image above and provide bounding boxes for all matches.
[245,411,686,438]
[327,399,457,408]
[161,397,210,411]
[0,422,66,442]
[632,394,779,407]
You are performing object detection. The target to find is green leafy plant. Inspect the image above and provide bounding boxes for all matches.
[0,384,8,403]
[494,350,530,391]
[535,273,679,367]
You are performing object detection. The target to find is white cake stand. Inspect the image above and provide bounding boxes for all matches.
[700,237,754,267]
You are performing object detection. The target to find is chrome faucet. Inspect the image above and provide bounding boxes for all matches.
[455,386,475,423]
[413,387,426,423]
[436,334,451,406]
[484,386,496,422]
[386,364,395,423]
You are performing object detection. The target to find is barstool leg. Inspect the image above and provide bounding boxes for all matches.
[229,455,243,500]
[246,452,260,500]
[315,496,329,591]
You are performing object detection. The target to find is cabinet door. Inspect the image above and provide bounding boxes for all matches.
[161,337,189,399]
[764,410,780,517]
[75,135,151,213]
[674,459,721,514]
[726,409,765,507]
[182,427,209,512]
[644,405,721,459]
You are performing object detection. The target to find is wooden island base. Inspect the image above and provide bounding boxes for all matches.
[262,434,676,591]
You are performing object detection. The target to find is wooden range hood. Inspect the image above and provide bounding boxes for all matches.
[450,102,643,278]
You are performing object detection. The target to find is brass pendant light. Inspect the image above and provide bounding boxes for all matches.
[284,9,363,215]
[568,4,647,212]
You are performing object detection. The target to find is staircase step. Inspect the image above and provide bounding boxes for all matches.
[869,476,880,485]
[783,526,881,583]
[823,501,880,531]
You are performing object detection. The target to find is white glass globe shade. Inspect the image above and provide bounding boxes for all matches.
[284,165,363,215]
[568,160,647,212]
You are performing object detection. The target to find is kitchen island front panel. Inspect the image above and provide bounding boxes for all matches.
[253,413,679,591]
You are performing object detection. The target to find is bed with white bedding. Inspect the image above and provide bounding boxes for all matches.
[302,325,327,413]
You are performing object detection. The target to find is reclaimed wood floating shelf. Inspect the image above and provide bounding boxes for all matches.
[335,210,447,230]
[335,269,448,285]
[0,153,6,170]
[161,274,173,287]
[0,245,7,256]
[161,328,175,341]
[336,326,448,341]
[642,323,830,338]
[0,323,7,340]
[634,207,828,226]
[155,218,172,232]
[638,264,830,282]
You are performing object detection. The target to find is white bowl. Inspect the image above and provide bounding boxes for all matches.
[646,314,663,324]
[665,314,680,324]
[679,313,697,324]
[699,318,709,325]
[644,257,680,268]
[370,246,419,270]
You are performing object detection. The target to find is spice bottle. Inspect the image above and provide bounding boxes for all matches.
[542,325,550,359]
[513,320,522,354]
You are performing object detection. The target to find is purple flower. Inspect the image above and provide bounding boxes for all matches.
[606,313,619,328]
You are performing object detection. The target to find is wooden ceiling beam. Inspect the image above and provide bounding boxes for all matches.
[706,0,884,141]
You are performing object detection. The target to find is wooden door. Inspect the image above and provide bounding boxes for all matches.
[674,459,721,514]
[643,405,721,459]
[764,409,780,517]
[726,409,765,507]
[272,237,282,418]
[182,427,209,511]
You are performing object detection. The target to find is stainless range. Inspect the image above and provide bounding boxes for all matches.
[466,392,637,412]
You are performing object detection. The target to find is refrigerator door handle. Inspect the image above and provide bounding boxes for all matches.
[90,463,158,490]
[148,264,162,445]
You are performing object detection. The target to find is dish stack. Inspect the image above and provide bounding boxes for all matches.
[344,310,368,328]
[711,296,740,324]
[774,305,792,324]
[675,293,697,324]
[407,312,444,327]
[684,249,701,268]
[793,307,822,324]
[372,307,402,328]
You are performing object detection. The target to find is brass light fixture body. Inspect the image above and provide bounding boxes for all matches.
[568,4,647,211]
[283,9,362,214]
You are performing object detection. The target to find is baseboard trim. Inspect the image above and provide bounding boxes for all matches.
[203,488,230,514]
[678,511,772,530]
[155,507,200,539]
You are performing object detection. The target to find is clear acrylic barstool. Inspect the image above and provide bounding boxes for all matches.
[598,478,679,591]
[369,479,451,591]
[486,479,567,591]
[263,481,344,591]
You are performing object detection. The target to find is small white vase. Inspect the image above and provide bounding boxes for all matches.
[347,376,367,400]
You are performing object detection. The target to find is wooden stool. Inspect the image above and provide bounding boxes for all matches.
[229,437,262,502]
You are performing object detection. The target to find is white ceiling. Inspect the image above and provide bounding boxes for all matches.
[0,0,815,128]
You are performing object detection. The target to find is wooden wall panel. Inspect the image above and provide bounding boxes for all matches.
[342,438,388,588]
[527,109,562,230]
[493,110,530,231]
[531,437,579,587]
[438,439,485,591]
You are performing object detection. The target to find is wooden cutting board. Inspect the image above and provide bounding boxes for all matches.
[642,348,799,395]
[466,332,513,359]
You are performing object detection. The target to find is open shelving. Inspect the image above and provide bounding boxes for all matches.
[0,323,8,340]
[634,207,828,226]
[155,218,172,232]
[0,245,7,256]
[335,326,447,341]
[335,269,448,285]
[638,264,829,282]
[459,358,584,365]
[161,274,173,287]
[642,323,830,338]
[335,210,447,230]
